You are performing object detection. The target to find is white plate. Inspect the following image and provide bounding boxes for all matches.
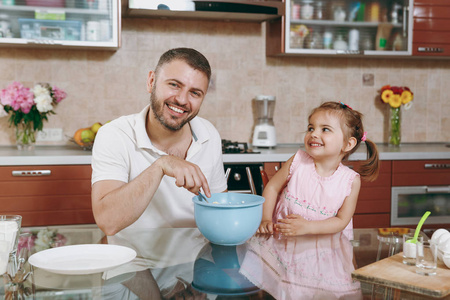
[29,244,137,275]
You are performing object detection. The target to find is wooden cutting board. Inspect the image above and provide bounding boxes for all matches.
[352,253,450,298]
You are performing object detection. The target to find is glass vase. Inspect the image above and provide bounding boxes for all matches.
[15,121,36,151]
[389,107,401,146]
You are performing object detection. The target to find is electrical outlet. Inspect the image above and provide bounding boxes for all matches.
[36,128,63,141]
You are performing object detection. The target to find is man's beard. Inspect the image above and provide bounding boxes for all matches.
[150,88,197,132]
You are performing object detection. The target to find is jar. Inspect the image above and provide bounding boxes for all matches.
[291,2,301,20]
[315,1,323,20]
[301,1,314,20]
[323,31,333,49]
[348,29,360,51]
[333,6,346,22]
[333,34,348,50]
[0,14,12,38]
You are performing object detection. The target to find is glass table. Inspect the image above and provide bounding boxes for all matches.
[0,226,442,299]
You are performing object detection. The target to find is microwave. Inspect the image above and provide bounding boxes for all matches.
[391,186,450,226]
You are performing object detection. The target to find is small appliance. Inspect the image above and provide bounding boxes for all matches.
[252,95,276,147]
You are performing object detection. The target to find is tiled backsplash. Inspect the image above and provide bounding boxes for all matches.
[0,18,449,146]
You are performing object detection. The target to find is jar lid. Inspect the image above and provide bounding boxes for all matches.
[255,95,276,101]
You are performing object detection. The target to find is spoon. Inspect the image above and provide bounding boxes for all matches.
[198,191,209,203]
[406,211,431,244]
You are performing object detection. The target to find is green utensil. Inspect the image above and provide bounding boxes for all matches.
[406,211,431,244]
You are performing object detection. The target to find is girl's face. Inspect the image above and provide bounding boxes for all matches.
[304,110,348,160]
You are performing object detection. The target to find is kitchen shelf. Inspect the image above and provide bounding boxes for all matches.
[266,0,413,57]
[0,0,120,50]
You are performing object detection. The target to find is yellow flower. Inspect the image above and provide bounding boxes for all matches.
[400,90,413,104]
[389,94,402,108]
[381,90,393,103]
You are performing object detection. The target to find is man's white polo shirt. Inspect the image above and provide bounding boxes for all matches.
[92,105,227,230]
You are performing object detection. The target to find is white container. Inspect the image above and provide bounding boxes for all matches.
[323,31,333,49]
[301,1,314,20]
[86,21,100,41]
[333,35,347,50]
[348,29,360,51]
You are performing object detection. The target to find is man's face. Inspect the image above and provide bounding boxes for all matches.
[148,59,209,131]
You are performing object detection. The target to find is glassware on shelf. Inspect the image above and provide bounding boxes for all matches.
[333,6,346,22]
[333,34,348,50]
[315,1,323,20]
[348,28,359,51]
[323,31,333,49]
[301,1,314,20]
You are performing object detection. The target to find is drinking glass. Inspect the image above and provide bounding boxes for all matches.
[402,233,422,265]
[416,240,437,276]
[0,215,22,274]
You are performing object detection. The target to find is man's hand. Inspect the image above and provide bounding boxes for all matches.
[155,155,211,197]
[275,214,310,236]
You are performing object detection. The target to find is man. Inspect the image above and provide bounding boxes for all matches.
[91,48,227,235]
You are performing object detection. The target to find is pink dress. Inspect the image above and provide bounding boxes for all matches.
[273,149,359,240]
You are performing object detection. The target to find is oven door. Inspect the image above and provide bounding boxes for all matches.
[224,163,263,196]
[391,186,450,226]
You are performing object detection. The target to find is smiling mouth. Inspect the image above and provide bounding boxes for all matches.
[309,142,323,147]
[167,104,185,114]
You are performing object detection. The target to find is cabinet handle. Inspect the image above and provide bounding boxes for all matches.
[336,50,362,55]
[417,47,444,53]
[12,170,51,177]
[26,39,63,45]
[424,164,450,169]
[426,186,450,193]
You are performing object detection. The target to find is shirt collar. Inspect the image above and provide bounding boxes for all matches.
[135,105,210,151]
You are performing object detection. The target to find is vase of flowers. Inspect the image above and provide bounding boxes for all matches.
[0,82,67,151]
[380,85,414,147]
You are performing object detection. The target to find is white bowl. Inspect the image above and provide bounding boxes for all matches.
[443,254,450,269]
[437,233,450,261]
[431,228,449,244]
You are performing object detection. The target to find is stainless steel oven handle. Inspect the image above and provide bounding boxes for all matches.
[12,170,51,176]
[225,168,231,181]
[426,186,450,193]
[424,163,450,169]
[245,167,257,195]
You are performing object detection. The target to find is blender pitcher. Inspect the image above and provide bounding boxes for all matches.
[252,95,276,147]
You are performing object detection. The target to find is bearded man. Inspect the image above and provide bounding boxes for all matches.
[91,48,227,235]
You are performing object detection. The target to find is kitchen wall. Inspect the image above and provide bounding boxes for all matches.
[1,17,449,146]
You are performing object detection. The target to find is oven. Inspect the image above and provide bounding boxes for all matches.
[224,163,264,195]
[222,140,264,195]
[391,185,450,226]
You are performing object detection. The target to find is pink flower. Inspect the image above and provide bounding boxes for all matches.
[52,86,67,103]
[0,82,34,113]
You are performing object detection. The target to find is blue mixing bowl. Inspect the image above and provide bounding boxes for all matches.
[192,193,265,246]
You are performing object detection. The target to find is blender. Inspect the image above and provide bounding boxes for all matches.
[252,95,276,147]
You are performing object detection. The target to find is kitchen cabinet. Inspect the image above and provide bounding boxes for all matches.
[346,160,392,229]
[391,159,450,227]
[0,165,95,227]
[0,0,120,49]
[266,0,413,57]
[412,0,450,57]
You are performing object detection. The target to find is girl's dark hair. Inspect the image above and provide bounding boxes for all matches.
[155,47,211,82]
[309,101,380,181]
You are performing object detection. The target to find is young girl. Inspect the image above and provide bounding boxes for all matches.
[258,101,380,237]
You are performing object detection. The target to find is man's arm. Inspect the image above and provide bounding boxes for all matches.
[92,155,211,235]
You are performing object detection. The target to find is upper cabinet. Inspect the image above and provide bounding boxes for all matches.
[412,0,450,57]
[0,0,120,49]
[266,0,413,57]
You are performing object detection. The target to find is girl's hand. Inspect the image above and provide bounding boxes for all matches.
[257,220,274,234]
[275,214,310,236]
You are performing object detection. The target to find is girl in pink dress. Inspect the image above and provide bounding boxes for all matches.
[258,102,380,238]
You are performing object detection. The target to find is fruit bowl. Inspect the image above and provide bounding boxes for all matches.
[68,137,93,151]
[192,193,265,246]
